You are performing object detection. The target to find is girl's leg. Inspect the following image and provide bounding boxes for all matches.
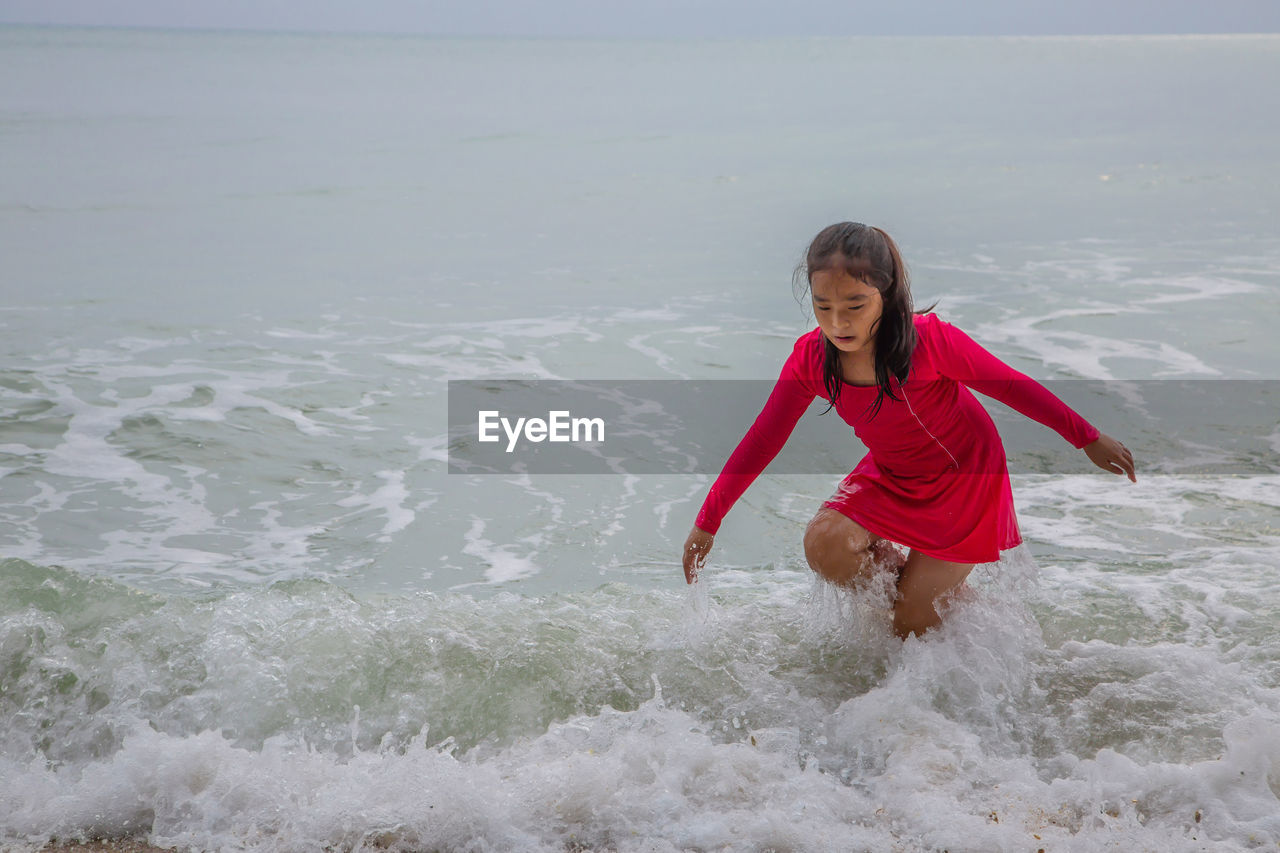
[892,551,975,639]
[803,507,906,588]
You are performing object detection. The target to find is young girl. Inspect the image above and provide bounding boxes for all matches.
[681,222,1136,639]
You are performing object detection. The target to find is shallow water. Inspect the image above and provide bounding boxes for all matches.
[2,26,1279,852]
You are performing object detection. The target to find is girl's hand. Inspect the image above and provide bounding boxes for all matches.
[682,526,715,584]
[1084,433,1136,483]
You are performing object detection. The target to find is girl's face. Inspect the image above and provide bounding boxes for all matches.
[810,266,884,357]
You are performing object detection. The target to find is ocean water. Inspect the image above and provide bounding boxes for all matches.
[2,25,1279,852]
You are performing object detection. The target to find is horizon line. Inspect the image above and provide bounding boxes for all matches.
[2,21,1279,41]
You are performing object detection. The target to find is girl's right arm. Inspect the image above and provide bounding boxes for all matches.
[682,526,715,584]
[683,341,816,582]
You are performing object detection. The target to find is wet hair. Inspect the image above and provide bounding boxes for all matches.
[791,222,935,418]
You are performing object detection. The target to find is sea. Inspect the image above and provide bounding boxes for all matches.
[1,25,1279,852]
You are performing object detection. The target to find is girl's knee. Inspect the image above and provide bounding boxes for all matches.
[802,532,831,578]
[801,516,830,569]
[803,509,877,584]
[804,510,862,560]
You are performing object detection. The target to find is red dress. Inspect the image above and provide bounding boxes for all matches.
[694,313,1099,564]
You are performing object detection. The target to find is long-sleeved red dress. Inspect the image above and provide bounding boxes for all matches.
[694,312,1099,564]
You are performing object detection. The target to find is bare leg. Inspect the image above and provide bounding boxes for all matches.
[803,507,905,588]
[892,550,975,639]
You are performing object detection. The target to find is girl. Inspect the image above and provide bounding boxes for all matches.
[681,222,1136,639]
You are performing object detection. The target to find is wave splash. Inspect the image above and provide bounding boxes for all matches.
[1,558,1278,851]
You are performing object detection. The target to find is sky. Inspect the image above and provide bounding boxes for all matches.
[1,0,1279,38]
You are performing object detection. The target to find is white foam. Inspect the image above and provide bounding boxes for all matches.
[335,470,416,539]
[503,473,566,527]
[0,444,43,457]
[265,327,342,340]
[461,517,541,584]
[237,500,326,574]
[3,545,1280,850]
[406,433,449,464]
[976,313,1220,379]
[384,349,559,381]
[3,632,1276,852]
[1125,275,1262,306]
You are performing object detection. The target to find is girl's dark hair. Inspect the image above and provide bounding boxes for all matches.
[791,222,934,418]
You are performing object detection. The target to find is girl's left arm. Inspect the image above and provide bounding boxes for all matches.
[1082,433,1137,482]
[931,317,1136,482]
